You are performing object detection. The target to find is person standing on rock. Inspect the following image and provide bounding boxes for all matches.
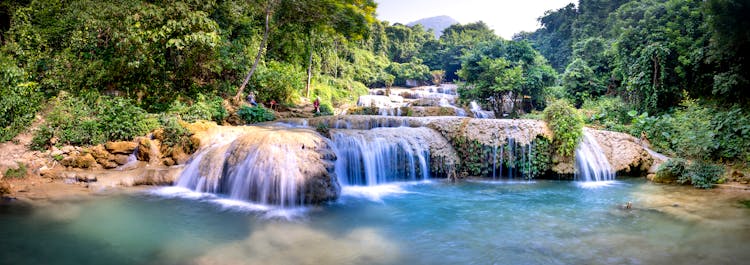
[313,97,320,113]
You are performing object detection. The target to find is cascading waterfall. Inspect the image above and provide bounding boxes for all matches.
[470,101,494,119]
[378,107,402,116]
[574,131,615,181]
[438,98,467,116]
[175,127,339,207]
[332,127,435,186]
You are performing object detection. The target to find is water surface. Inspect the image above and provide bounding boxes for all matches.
[1,179,748,265]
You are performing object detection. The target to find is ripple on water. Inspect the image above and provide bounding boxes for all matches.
[148,186,308,220]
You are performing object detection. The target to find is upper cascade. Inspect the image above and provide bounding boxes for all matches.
[332,127,457,186]
[469,101,494,119]
[574,130,615,181]
[175,126,339,207]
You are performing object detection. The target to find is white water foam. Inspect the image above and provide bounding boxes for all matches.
[149,187,308,220]
[576,180,619,189]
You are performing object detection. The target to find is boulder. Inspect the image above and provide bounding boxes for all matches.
[133,168,179,186]
[61,153,97,169]
[105,141,137,155]
[585,128,653,174]
[178,126,341,204]
[136,138,155,162]
[113,154,131,165]
[0,181,11,195]
[89,145,118,169]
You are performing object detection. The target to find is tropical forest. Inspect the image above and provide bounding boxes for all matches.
[0,0,748,264]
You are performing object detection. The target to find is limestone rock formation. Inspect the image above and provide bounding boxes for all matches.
[585,128,653,174]
[105,141,138,155]
[177,126,341,205]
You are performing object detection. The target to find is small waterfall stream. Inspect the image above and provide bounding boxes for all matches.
[331,127,435,186]
[574,131,615,181]
[470,101,494,119]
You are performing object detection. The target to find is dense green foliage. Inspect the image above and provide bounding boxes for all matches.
[544,100,584,158]
[457,39,557,115]
[0,54,43,141]
[654,158,687,183]
[167,94,227,123]
[516,0,750,186]
[630,99,750,165]
[518,0,749,113]
[157,115,196,153]
[656,158,724,189]
[580,96,630,132]
[237,106,275,124]
[31,93,158,149]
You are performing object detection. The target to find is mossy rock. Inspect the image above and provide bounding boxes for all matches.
[61,154,97,168]
[0,181,11,195]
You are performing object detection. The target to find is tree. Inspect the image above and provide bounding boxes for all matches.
[705,0,750,104]
[235,0,276,102]
[273,0,376,98]
[422,21,498,81]
[563,58,600,106]
[458,40,554,115]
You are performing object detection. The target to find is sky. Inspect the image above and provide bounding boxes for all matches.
[375,0,575,39]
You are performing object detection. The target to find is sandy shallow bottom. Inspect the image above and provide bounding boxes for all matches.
[1,179,749,265]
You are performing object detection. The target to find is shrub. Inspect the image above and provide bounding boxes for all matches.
[30,125,54,151]
[581,96,630,132]
[32,92,156,148]
[313,75,368,107]
[630,99,747,165]
[683,161,724,189]
[658,158,723,189]
[237,106,275,124]
[544,100,584,158]
[250,61,304,104]
[168,94,227,123]
[655,158,688,183]
[315,103,334,117]
[158,115,196,153]
[98,97,158,142]
[712,105,750,165]
[0,55,43,142]
[4,162,27,179]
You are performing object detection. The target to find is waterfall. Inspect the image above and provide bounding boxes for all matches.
[470,101,494,119]
[438,98,467,116]
[175,127,339,207]
[332,127,435,186]
[378,107,402,116]
[574,131,615,181]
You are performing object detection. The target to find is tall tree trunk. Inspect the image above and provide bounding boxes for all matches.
[235,2,272,101]
[305,30,314,98]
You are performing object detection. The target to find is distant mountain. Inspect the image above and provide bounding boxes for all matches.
[407,15,459,38]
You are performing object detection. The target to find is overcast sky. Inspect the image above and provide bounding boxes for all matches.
[375,0,575,39]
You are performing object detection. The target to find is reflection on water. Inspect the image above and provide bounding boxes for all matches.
[1,179,749,265]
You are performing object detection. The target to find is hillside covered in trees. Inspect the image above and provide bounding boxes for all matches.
[1,0,749,178]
